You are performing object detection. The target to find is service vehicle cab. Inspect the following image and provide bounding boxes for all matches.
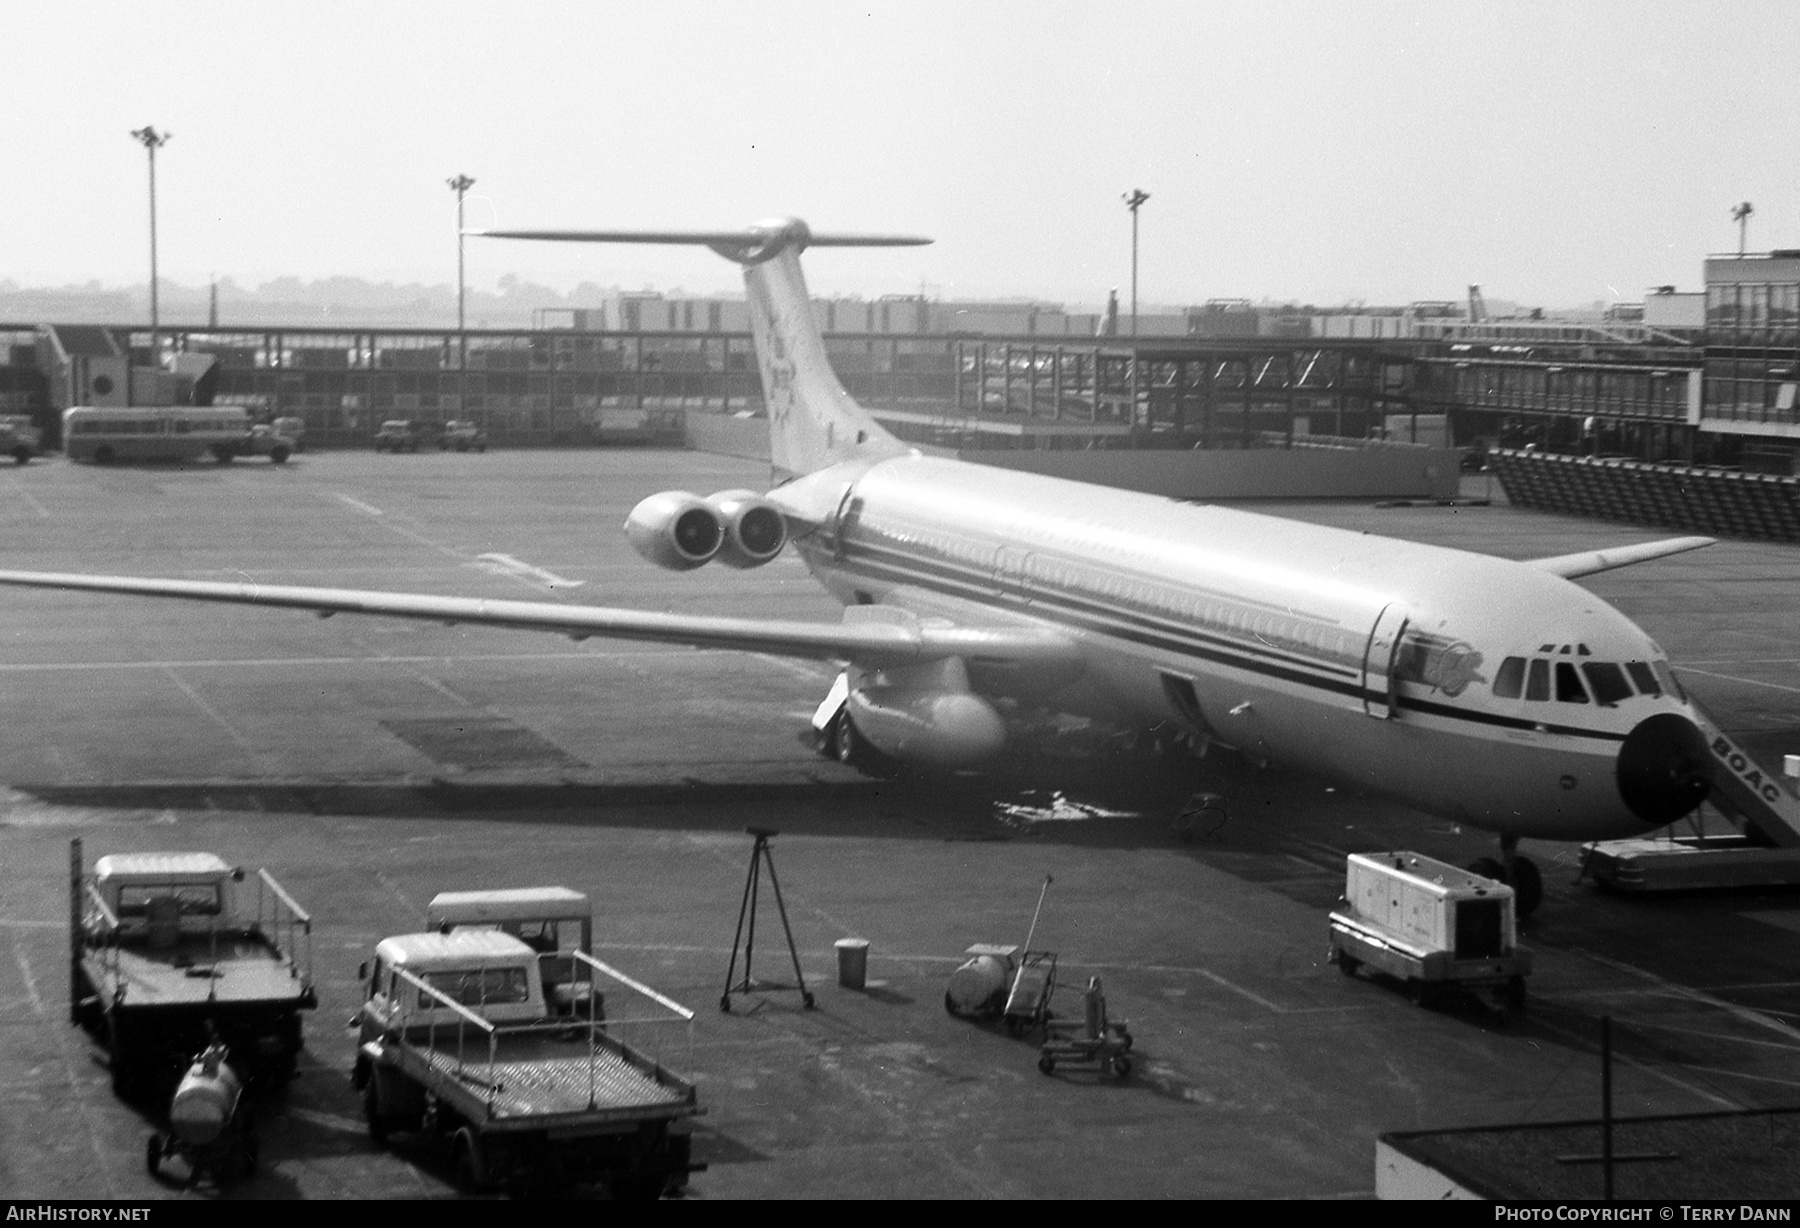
[354,929,701,1197]
[424,886,597,1015]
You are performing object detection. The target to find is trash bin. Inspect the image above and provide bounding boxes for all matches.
[834,938,870,990]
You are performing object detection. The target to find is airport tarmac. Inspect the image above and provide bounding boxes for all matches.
[0,449,1796,1201]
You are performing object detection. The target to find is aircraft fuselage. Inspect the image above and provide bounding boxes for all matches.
[796,454,1701,842]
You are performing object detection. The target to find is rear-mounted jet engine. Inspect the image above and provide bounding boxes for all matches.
[706,489,788,568]
[624,490,788,571]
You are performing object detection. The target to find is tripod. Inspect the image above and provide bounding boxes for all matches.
[722,828,815,1012]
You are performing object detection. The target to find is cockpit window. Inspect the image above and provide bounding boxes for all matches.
[1625,661,1660,696]
[1525,659,1550,701]
[1581,662,1633,706]
[1493,657,1525,699]
[1555,661,1589,703]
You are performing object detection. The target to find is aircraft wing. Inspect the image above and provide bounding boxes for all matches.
[0,570,1080,667]
[1524,535,1715,579]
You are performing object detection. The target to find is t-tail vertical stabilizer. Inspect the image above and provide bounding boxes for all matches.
[476,218,929,480]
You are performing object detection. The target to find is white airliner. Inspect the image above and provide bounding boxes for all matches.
[0,218,1716,913]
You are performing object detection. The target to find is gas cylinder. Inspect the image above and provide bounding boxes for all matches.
[945,954,1010,1016]
[168,1045,242,1146]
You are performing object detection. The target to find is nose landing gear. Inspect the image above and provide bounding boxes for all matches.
[1468,834,1543,918]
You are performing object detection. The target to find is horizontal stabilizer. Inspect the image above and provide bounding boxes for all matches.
[0,570,1076,668]
[476,218,929,269]
[1526,535,1715,579]
[476,227,931,248]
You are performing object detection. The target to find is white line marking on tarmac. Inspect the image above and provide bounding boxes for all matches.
[24,929,125,1196]
[12,938,43,1015]
[1199,968,1290,1014]
[755,653,832,681]
[331,492,385,517]
[474,552,584,589]
[327,490,464,559]
[1676,668,1800,697]
[1628,1020,1800,1053]
[593,941,1364,1012]
[161,666,271,770]
[1,483,49,518]
[1527,1014,1741,1111]
[1671,1064,1800,1091]
[1573,947,1800,1045]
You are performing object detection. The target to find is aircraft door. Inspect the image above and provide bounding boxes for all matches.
[1361,603,1410,719]
[825,483,856,560]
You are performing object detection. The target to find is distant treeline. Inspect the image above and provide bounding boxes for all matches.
[0,275,618,330]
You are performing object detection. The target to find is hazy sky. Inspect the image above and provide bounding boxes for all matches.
[3,0,1795,310]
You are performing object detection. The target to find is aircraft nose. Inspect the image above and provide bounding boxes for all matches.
[1616,713,1712,825]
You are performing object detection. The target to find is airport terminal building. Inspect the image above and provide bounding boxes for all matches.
[1,248,1797,474]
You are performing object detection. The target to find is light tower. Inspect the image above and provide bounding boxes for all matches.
[447,174,476,420]
[448,174,476,333]
[1732,201,1754,257]
[1122,188,1150,336]
[130,125,172,361]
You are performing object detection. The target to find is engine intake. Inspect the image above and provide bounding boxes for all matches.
[624,491,724,571]
[707,490,788,568]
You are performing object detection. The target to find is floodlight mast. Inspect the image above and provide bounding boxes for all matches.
[1122,188,1149,336]
[448,174,476,403]
[1732,201,1754,257]
[130,126,171,364]
[448,174,476,333]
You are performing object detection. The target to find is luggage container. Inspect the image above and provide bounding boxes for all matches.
[1327,851,1530,1013]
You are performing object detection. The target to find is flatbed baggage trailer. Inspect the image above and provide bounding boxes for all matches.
[355,930,701,1198]
[68,839,316,1096]
[1327,851,1531,1012]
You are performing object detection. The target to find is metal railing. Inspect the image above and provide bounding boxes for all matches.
[254,868,313,991]
[79,880,123,999]
[388,955,695,1118]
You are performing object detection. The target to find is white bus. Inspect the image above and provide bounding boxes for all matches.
[61,406,292,464]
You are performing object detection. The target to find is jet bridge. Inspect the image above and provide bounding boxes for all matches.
[1582,706,1800,892]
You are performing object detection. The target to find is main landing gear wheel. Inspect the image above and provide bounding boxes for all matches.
[832,711,860,766]
[830,711,898,778]
[1467,845,1544,918]
[1507,857,1543,918]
